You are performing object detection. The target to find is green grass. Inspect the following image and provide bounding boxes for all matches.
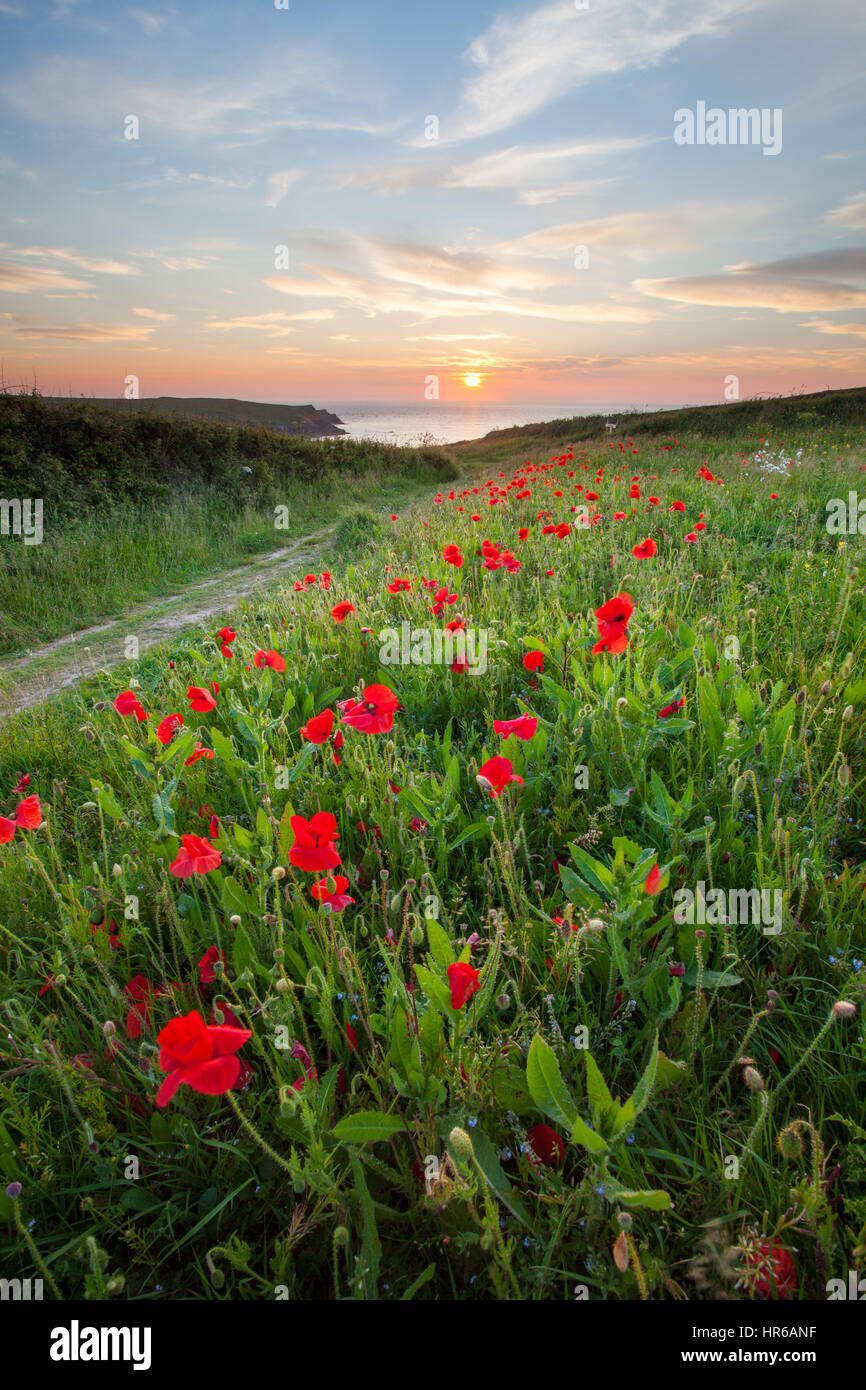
[0,392,456,653]
[0,410,865,1302]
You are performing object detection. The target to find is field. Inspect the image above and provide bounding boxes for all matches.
[1,396,865,1302]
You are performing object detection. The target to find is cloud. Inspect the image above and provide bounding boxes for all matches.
[0,262,91,293]
[827,193,866,230]
[207,311,298,338]
[132,307,175,320]
[265,169,304,208]
[801,319,866,337]
[499,202,771,262]
[636,248,866,311]
[332,135,648,202]
[144,252,213,271]
[404,333,514,342]
[438,0,758,143]
[15,246,139,275]
[12,321,156,342]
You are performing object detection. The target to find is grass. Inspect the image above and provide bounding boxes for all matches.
[0,404,865,1302]
[0,392,456,653]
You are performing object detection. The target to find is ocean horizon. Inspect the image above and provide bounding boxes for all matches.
[323,399,701,448]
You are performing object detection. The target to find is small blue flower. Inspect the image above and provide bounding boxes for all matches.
[626,1133,636,1145]
[468,1116,478,1128]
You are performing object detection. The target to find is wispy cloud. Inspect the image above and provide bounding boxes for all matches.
[0,262,91,293]
[827,192,866,229]
[265,169,304,208]
[15,246,139,275]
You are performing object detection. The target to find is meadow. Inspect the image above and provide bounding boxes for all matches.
[1,399,865,1302]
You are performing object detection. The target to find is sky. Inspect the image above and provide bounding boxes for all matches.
[0,0,865,405]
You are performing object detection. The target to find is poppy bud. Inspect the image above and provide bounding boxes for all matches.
[112,863,123,879]
[411,925,424,946]
[102,1021,116,1038]
[449,1126,474,1163]
[229,915,242,927]
[820,681,831,696]
[495,993,511,1010]
[275,978,289,994]
[617,1211,633,1230]
[334,1226,350,1247]
[777,1125,804,1160]
[616,697,628,709]
[842,705,854,721]
[586,918,605,932]
[272,866,286,880]
[744,1066,765,1091]
[273,947,284,960]
[832,1000,856,1018]
[6,1181,22,1199]
[795,687,806,704]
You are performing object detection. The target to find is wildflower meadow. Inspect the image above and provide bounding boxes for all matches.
[2,410,865,1314]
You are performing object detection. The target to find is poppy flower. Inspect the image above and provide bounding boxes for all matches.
[187,686,217,713]
[169,833,222,878]
[13,773,30,794]
[0,817,17,844]
[288,812,341,871]
[311,874,354,912]
[523,651,544,673]
[300,709,334,744]
[14,795,41,829]
[331,601,356,623]
[157,713,184,745]
[114,689,148,720]
[447,961,481,1010]
[443,544,464,568]
[669,500,685,512]
[669,962,686,978]
[658,698,686,718]
[124,975,163,1038]
[253,649,286,672]
[338,684,399,735]
[493,714,538,741]
[155,1009,251,1107]
[644,863,663,895]
[591,631,629,656]
[198,946,226,984]
[184,741,214,766]
[741,1242,797,1299]
[386,578,412,594]
[525,1123,565,1167]
[477,756,523,798]
[632,538,657,559]
[595,592,633,633]
[345,1023,358,1053]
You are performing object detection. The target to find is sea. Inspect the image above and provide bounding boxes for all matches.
[328,400,690,448]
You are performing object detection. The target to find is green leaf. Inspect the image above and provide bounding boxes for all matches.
[585,1052,619,1135]
[425,918,456,971]
[631,1032,660,1122]
[616,1188,672,1210]
[683,968,743,988]
[526,1036,576,1129]
[333,1112,406,1144]
[570,1112,608,1154]
[91,780,123,819]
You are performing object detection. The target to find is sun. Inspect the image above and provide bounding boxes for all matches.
[462,373,483,388]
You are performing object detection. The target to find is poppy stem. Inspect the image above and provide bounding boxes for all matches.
[224,1089,294,1177]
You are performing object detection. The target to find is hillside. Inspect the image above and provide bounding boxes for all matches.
[43,395,346,437]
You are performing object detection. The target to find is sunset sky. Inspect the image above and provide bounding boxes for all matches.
[1,0,865,404]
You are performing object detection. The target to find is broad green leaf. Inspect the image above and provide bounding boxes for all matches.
[333,1112,406,1144]
[527,1036,576,1129]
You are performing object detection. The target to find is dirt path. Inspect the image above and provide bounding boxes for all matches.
[0,528,334,716]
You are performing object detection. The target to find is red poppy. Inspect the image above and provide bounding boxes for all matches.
[345,1023,358,1053]
[184,741,215,766]
[157,713,184,745]
[658,697,686,718]
[443,544,464,568]
[114,689,148,721]
[253,649,286,673]
[632,538,657,559]
[523,651,544,672]
[124,975,163,1038]
[288,812,341,871]
[331,601,356,623]
[338,684,399,735]
[169,833,222,878]
[493,714,538,741]
[14,795,41,829]
[741,1242,797,1299]
[198,946,226,983]
[187,686,217,713]
[525,1123,565,1167]
[155,1009,251,1107]
[311,874,354,912]
[12,773,29,794]
[447,961,481,1010]
[644,863,662,895]
[595,592,633,633]
[477,756,523,798]
[300,709,334,744]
